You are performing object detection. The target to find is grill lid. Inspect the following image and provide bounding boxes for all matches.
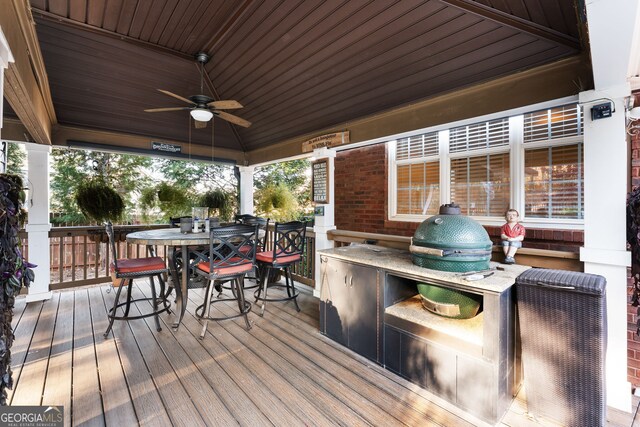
[412,204,492,250]
[410,204,492,272]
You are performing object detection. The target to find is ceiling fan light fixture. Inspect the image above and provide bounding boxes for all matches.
[190,108,213,122]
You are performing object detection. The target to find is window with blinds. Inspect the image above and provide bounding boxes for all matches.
[448,117,510,217]
[396,132,440,215]
[524,143,583,219]
[450,118,509,153]
[523,104,583,219]
[389,102,584,225]
[396,162,440,215]
[396,132,438,160]
[450,153,510,216]
[524,104,583,143]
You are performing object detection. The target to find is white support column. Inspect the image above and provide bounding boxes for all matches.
[580,89,632,411]
[580,0,640,412]
[24,143,52,302]
[238,165,255,215]
[312,147,336,298]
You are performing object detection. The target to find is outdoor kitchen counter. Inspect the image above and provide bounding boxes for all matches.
[318,243,530,424]
[318,243,530,293]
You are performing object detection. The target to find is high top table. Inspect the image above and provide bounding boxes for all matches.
[127,228,210,328]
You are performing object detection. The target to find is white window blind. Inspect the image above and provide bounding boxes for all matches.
[523,104,583,219]
[524,144,583,219]
[524,104,583,143]
[449,118,509,153]
[396,162,440,215]
[450,153,510,216]
[396,132,438,160]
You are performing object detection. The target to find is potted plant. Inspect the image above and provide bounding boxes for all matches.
[75,179,125,225]
[0,174,35,405]
[200,189,234,222]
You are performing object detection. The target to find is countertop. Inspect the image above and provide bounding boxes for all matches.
[319,244,531,294]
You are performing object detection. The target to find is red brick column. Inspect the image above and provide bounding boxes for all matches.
[628,94,640,387]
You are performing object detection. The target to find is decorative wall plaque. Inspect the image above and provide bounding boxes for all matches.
[312,159,329,204]
[302,131,349,153]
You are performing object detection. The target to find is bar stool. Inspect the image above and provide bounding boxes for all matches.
[221,216,269,293]
[254,220,306,316]
[194,224,258,338]
[104,222,172,337]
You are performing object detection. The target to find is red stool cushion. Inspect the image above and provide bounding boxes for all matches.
[196,259,253,276]
[256,251,301,265]
[113,257,166,274]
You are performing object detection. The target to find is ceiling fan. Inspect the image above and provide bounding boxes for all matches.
[144,52,251,129]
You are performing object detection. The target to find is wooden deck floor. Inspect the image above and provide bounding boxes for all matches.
[7,279,640,427]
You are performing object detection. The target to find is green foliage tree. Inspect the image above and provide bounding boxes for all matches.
[50,149,154,224]
[254,159,312,218]
[5,143,26,177]
[159,159,236,191]
[139,182,196,223]
[159,158,237,221]
[255,183,299,222]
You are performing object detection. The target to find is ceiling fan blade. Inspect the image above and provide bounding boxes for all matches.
[158,89,193,105]
[144,107,190,112]
[207,100,243,110]
[215,111,252,128]
[194,120,208,129]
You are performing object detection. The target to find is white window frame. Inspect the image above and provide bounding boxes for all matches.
[386,96,584,230]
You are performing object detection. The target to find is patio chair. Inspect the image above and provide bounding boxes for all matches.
[194,223,258,338]
[104,222,172,338]
[254,220,306,316]
[220,216,269,293]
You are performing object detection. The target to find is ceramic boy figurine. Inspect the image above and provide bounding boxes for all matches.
[501,209,525,264]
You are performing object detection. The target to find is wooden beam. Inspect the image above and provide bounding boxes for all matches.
[245,55,592,165]
[0,0,56,145]
[439,0,580,51]
[202,0,255,53]
[50,124,246,164]
[200,63,247,152]
[1,118,31,142]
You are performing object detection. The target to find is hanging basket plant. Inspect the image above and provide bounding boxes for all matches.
[0,174,35,405]
[75,179,125,224]
[200,189,233,222]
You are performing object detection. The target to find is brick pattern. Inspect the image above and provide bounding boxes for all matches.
[629,92,640,386]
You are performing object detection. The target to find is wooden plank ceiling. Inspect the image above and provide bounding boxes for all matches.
[21,0,585,157]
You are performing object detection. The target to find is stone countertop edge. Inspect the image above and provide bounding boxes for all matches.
[319,244,531,294]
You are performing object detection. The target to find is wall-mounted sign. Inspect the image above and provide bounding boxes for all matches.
[302,131,349,153]
[312,159,329,204]
[314,206,325,216]
[152,142,182,153]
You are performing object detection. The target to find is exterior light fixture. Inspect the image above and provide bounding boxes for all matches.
[190,108,213,122]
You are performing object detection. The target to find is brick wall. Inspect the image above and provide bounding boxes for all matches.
[628,94,640,386]
[334,143,584,253]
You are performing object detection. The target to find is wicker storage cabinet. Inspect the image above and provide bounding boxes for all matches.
[516,268,607,427]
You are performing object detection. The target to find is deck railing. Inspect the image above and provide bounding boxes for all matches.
[20,224,316,290]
